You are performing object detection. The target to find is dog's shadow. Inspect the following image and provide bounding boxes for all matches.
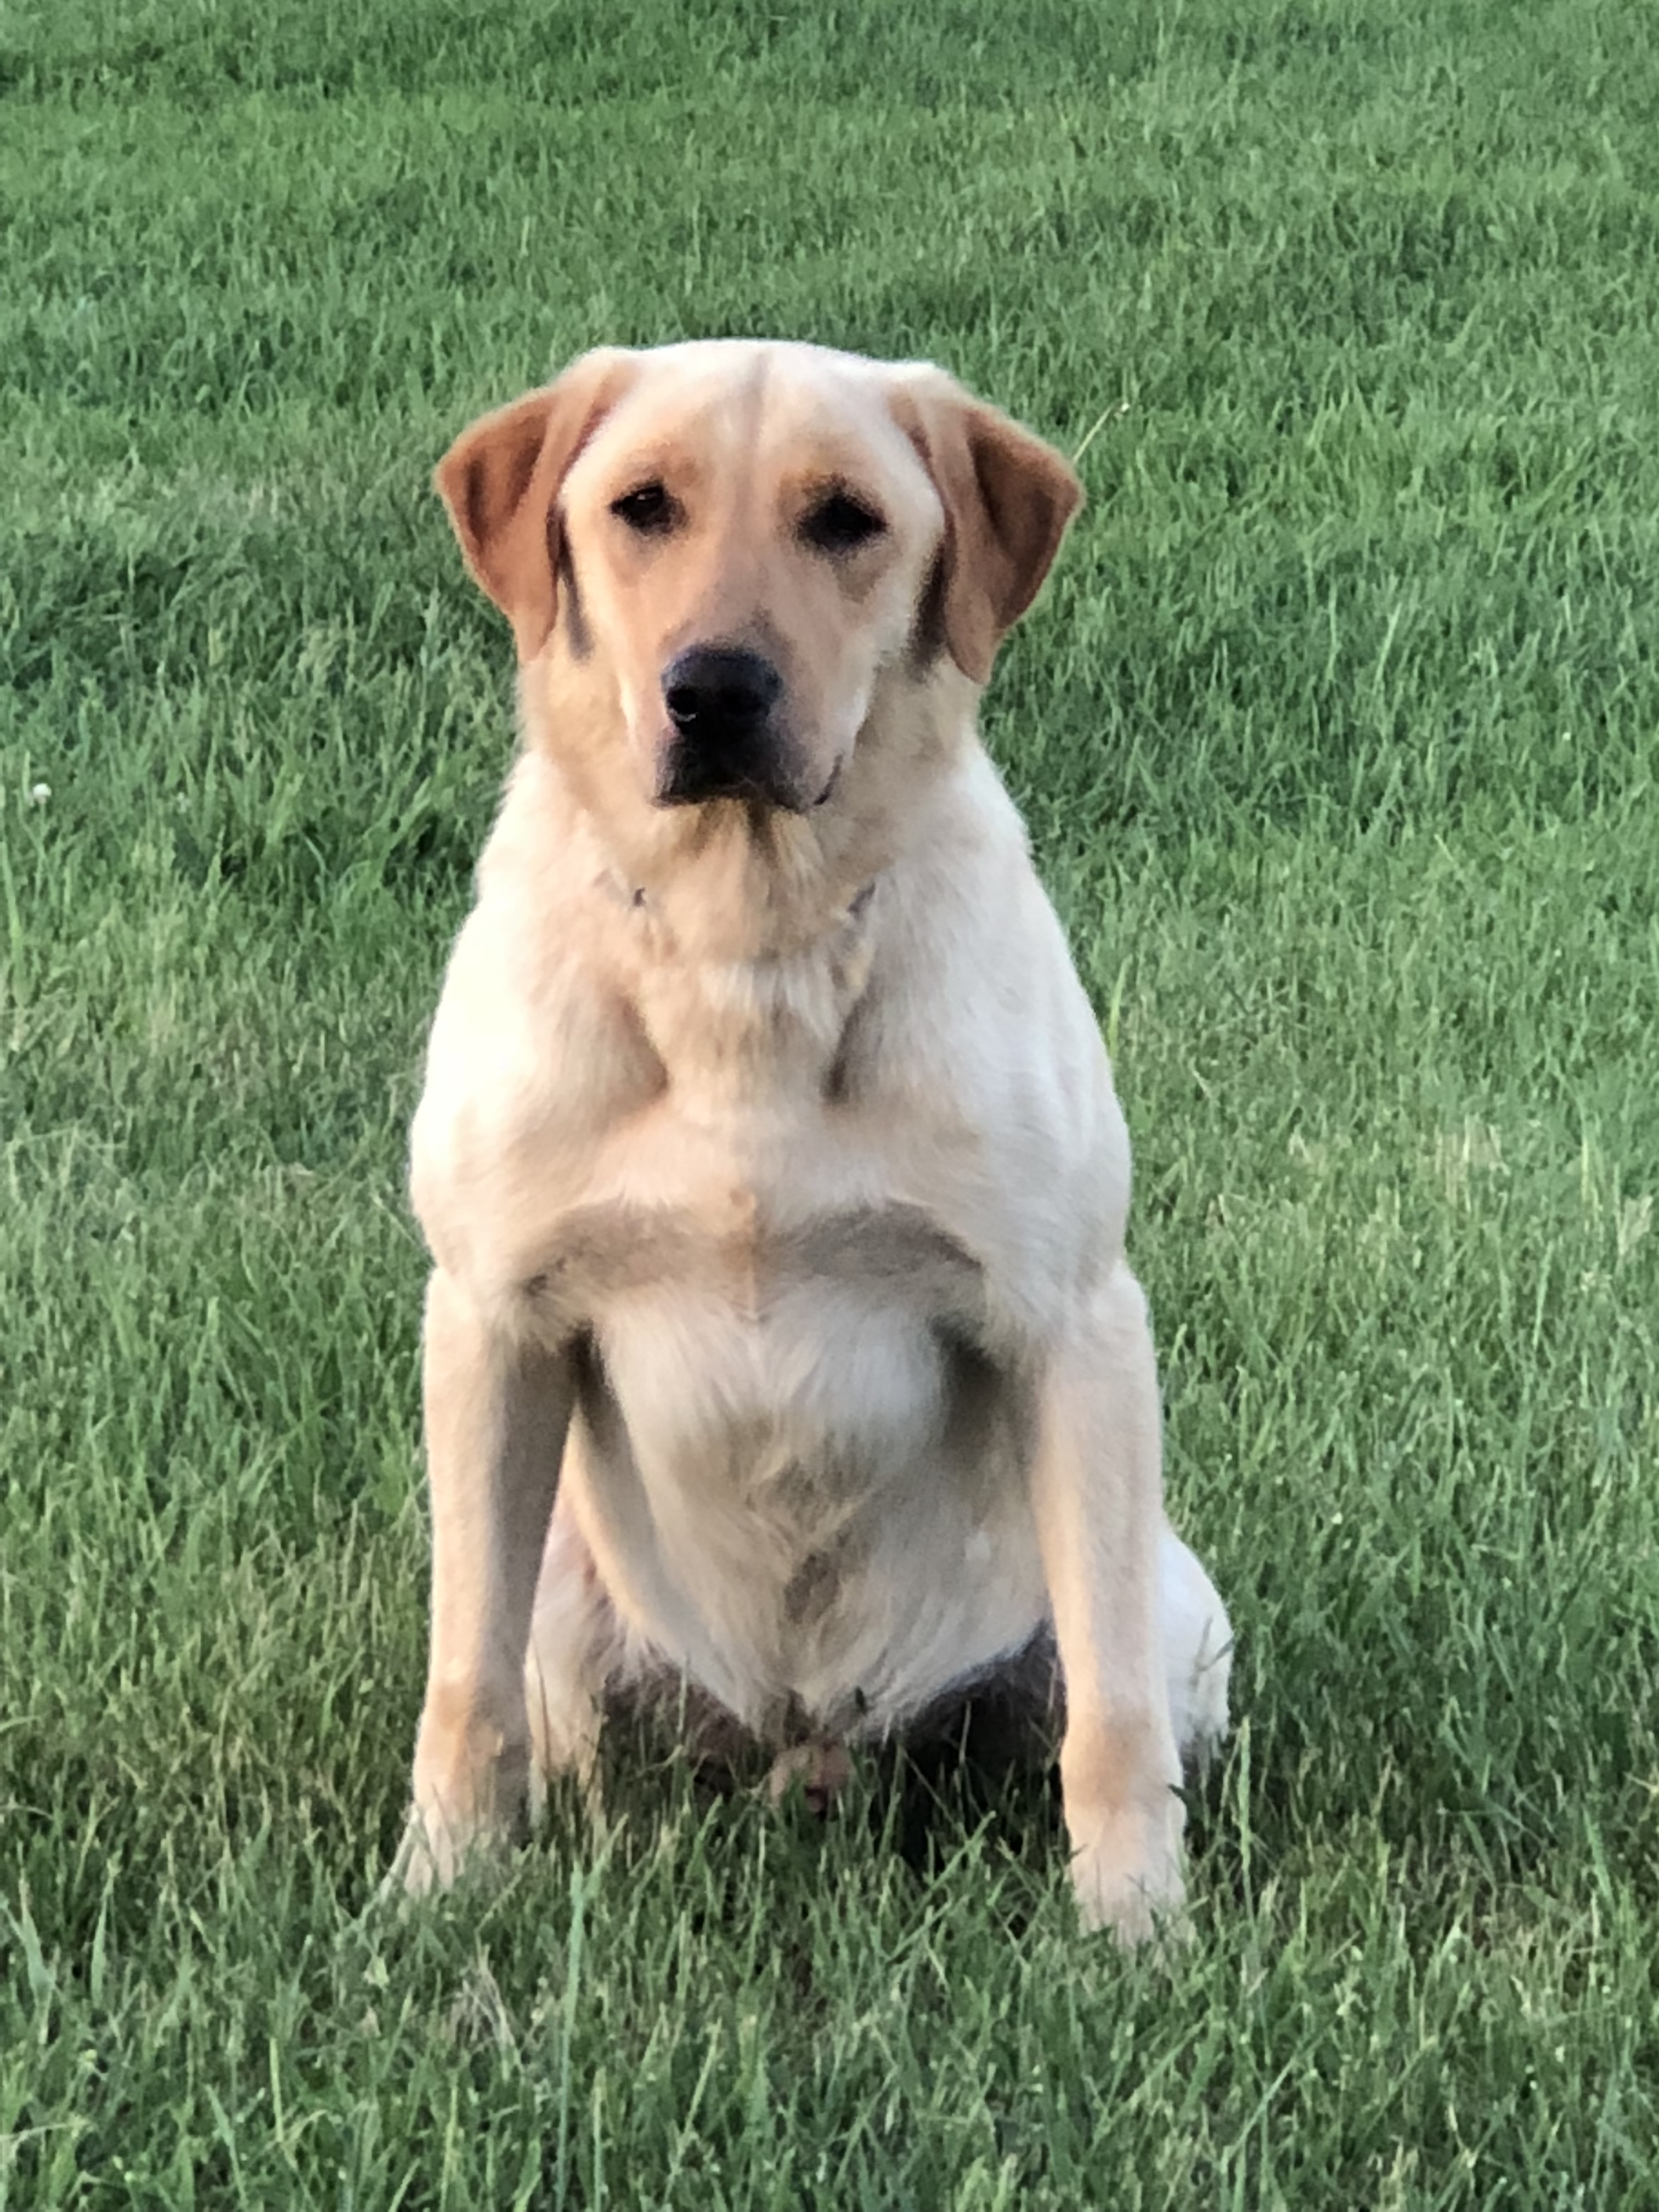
[565,1674,1073,1916]
[560,1665,1228,1937]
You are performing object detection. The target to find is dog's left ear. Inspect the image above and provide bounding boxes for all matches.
[435,348,638,663]
[890,370,1083,685]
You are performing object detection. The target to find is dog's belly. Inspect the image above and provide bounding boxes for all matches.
[540,1205,1049,1740]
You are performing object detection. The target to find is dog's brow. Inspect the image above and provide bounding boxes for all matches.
[602,448,678,492]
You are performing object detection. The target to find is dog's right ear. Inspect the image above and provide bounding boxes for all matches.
[435,348,638,663]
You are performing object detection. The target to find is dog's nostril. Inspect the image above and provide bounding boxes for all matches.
[662,647,782,736]
[664,682,711,730]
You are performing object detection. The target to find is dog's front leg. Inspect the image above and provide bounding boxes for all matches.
[397,1267,574,1894]
[1030,1261,1186,1944]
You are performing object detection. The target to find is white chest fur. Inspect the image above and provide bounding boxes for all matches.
[414,907,1064,1735]
[528,962,1049,1731]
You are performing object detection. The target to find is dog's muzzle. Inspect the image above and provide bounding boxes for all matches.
[655,645,809,810]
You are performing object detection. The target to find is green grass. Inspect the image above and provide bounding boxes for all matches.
[4,0,1658,2202]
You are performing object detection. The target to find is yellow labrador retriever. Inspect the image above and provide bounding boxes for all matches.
[397,341,1231,1942]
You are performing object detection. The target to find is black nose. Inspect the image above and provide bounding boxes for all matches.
[662,646,782,741]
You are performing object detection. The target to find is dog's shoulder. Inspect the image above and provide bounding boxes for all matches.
[410,756,661,1274]
[857,752,1116,1141]
[837,749,1135,1323]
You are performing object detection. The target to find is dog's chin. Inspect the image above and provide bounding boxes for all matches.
[652,775,811,815]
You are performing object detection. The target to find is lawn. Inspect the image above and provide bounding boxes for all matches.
[3,0,1658,2202]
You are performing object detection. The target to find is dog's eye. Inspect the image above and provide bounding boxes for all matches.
[800,491,886,555]
[610,482,678,535]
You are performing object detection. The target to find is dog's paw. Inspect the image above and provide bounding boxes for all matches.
[380,1808,460,1905]
[1176,1631,1233,1781]
[379,1793,517,1906]
[1067,1804,1188,1948]
[764,1739,853,1818]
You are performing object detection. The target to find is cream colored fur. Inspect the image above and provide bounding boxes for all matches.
[395,340,1231,1942]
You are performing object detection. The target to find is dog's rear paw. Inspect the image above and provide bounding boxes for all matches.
[764,1739,853,1818]
[1178,1638,1232,1784]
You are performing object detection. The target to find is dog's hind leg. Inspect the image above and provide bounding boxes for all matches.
[1159,1527,1231,1778]
[524,1499,616,1824]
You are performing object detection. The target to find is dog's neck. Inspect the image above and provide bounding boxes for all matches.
[575,792,887,1102]
[603,803,885,964]
[625,865,882,1103]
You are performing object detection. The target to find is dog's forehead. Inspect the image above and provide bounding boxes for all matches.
[581,341,926,485]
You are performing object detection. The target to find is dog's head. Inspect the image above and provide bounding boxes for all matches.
[436,341,1081,820]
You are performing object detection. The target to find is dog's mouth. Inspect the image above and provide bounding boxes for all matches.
[652,733,843,815]
[654,757,809,812]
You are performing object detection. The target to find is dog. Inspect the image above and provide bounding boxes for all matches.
[395,340,1231,1942]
